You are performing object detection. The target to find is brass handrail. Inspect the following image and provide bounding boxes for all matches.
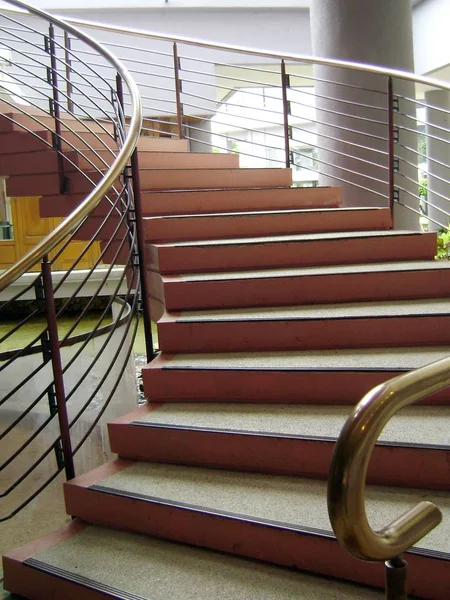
[328,356,449,562]
[0,0,142,293]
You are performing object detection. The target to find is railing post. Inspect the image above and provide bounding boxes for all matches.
[41,255,75,481]
[173,42,184,139]
[387,76,398,220]
[64,31,74,115]
[46,23,69,194]
[116,74,156,363]
[281,59,291,169]
[385,557,408,600]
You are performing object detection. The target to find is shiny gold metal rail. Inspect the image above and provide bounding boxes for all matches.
[328,356,448,563]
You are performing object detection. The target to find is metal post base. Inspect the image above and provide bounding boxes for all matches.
[385,557,408,600]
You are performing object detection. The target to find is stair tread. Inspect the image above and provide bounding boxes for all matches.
[87,460,450,554]
[146,206,387,220]
[153,347,450,370]
[164,260,450,281]
[132,402,450,448]
[20,523,385,600]
[151,229,428,248]
[169,298,450,322]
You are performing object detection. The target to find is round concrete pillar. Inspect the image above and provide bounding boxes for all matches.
[310,0,420,229]
[425,89,450,230]
[188,118,213,153]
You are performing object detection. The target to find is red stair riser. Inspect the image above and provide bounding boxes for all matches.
[141,187,342,215]
[0,131,51,154]
[139,168,292,191]
[64,482,447,600]
[142,365,393,403]
[157,270,450,311]
[6,171,112,198]
[136,152,240,169]
[148,234,437,274]
[107,421,450,489]
[72,217,125,242]
[157,315,450,353]
[141,365,450,405]
[144,209,393,242]
[0,112,114,134]
[137,137,190,152]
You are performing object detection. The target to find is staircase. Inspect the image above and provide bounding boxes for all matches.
[1,97,450,600]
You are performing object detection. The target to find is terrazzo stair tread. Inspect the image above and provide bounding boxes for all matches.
[141,185,342,215]
[108,403,450,488]
[144,206,392,242]
[148,230,437,273]
[141,347,450,405]
[152,261,450,310]
[65,459,450,556]
[3,522,429,600]
[139,167,292,190]
[157,298,450,352]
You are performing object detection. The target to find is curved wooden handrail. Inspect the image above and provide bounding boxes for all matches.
[327,357,449,561]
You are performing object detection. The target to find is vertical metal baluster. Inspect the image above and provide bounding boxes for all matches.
[116,74,155,363]
[64,31,74,114]
[387,76,397,218]
[281,59,291,168]
[385,557,408,600]
[41,256,75,481]
[173,42,184,139]
[47,24,68,194]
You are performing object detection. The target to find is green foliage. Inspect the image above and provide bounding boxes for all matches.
[419,178,427,198]
[436,226,450,260]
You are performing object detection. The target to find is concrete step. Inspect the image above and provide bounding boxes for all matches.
[144,207,392,242]
[3,521,418,600]
[108,403,450,489]
[38,186,343,221]
[148,230,437,274]
[157,298,450,353]
[0,109,114,134]
[61,462,450,600]
[139,167,293,191]
[150,261,450,311]
[0,129,117,157]
[137,136,190,152]
[140,347,450,405]
[140,186,342,215]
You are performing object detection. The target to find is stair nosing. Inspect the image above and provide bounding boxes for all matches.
[86,485,449,562]
[23,558,146,600]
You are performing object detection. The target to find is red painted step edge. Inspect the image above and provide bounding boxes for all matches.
[64,461,448,600]
[107,406,450,490]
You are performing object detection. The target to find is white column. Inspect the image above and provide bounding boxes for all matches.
[188,118,213,153]
[425,90,450,230]
[310,0,419,229]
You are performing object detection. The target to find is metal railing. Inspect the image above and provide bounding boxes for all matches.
[54,17,450,231]
[0,0,145,525]
[328,356,449,599]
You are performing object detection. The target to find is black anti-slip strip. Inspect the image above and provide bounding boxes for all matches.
[129,421,450,450]
[176,313,450,324]
[23,559,147,600]
[160,366,409,372]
